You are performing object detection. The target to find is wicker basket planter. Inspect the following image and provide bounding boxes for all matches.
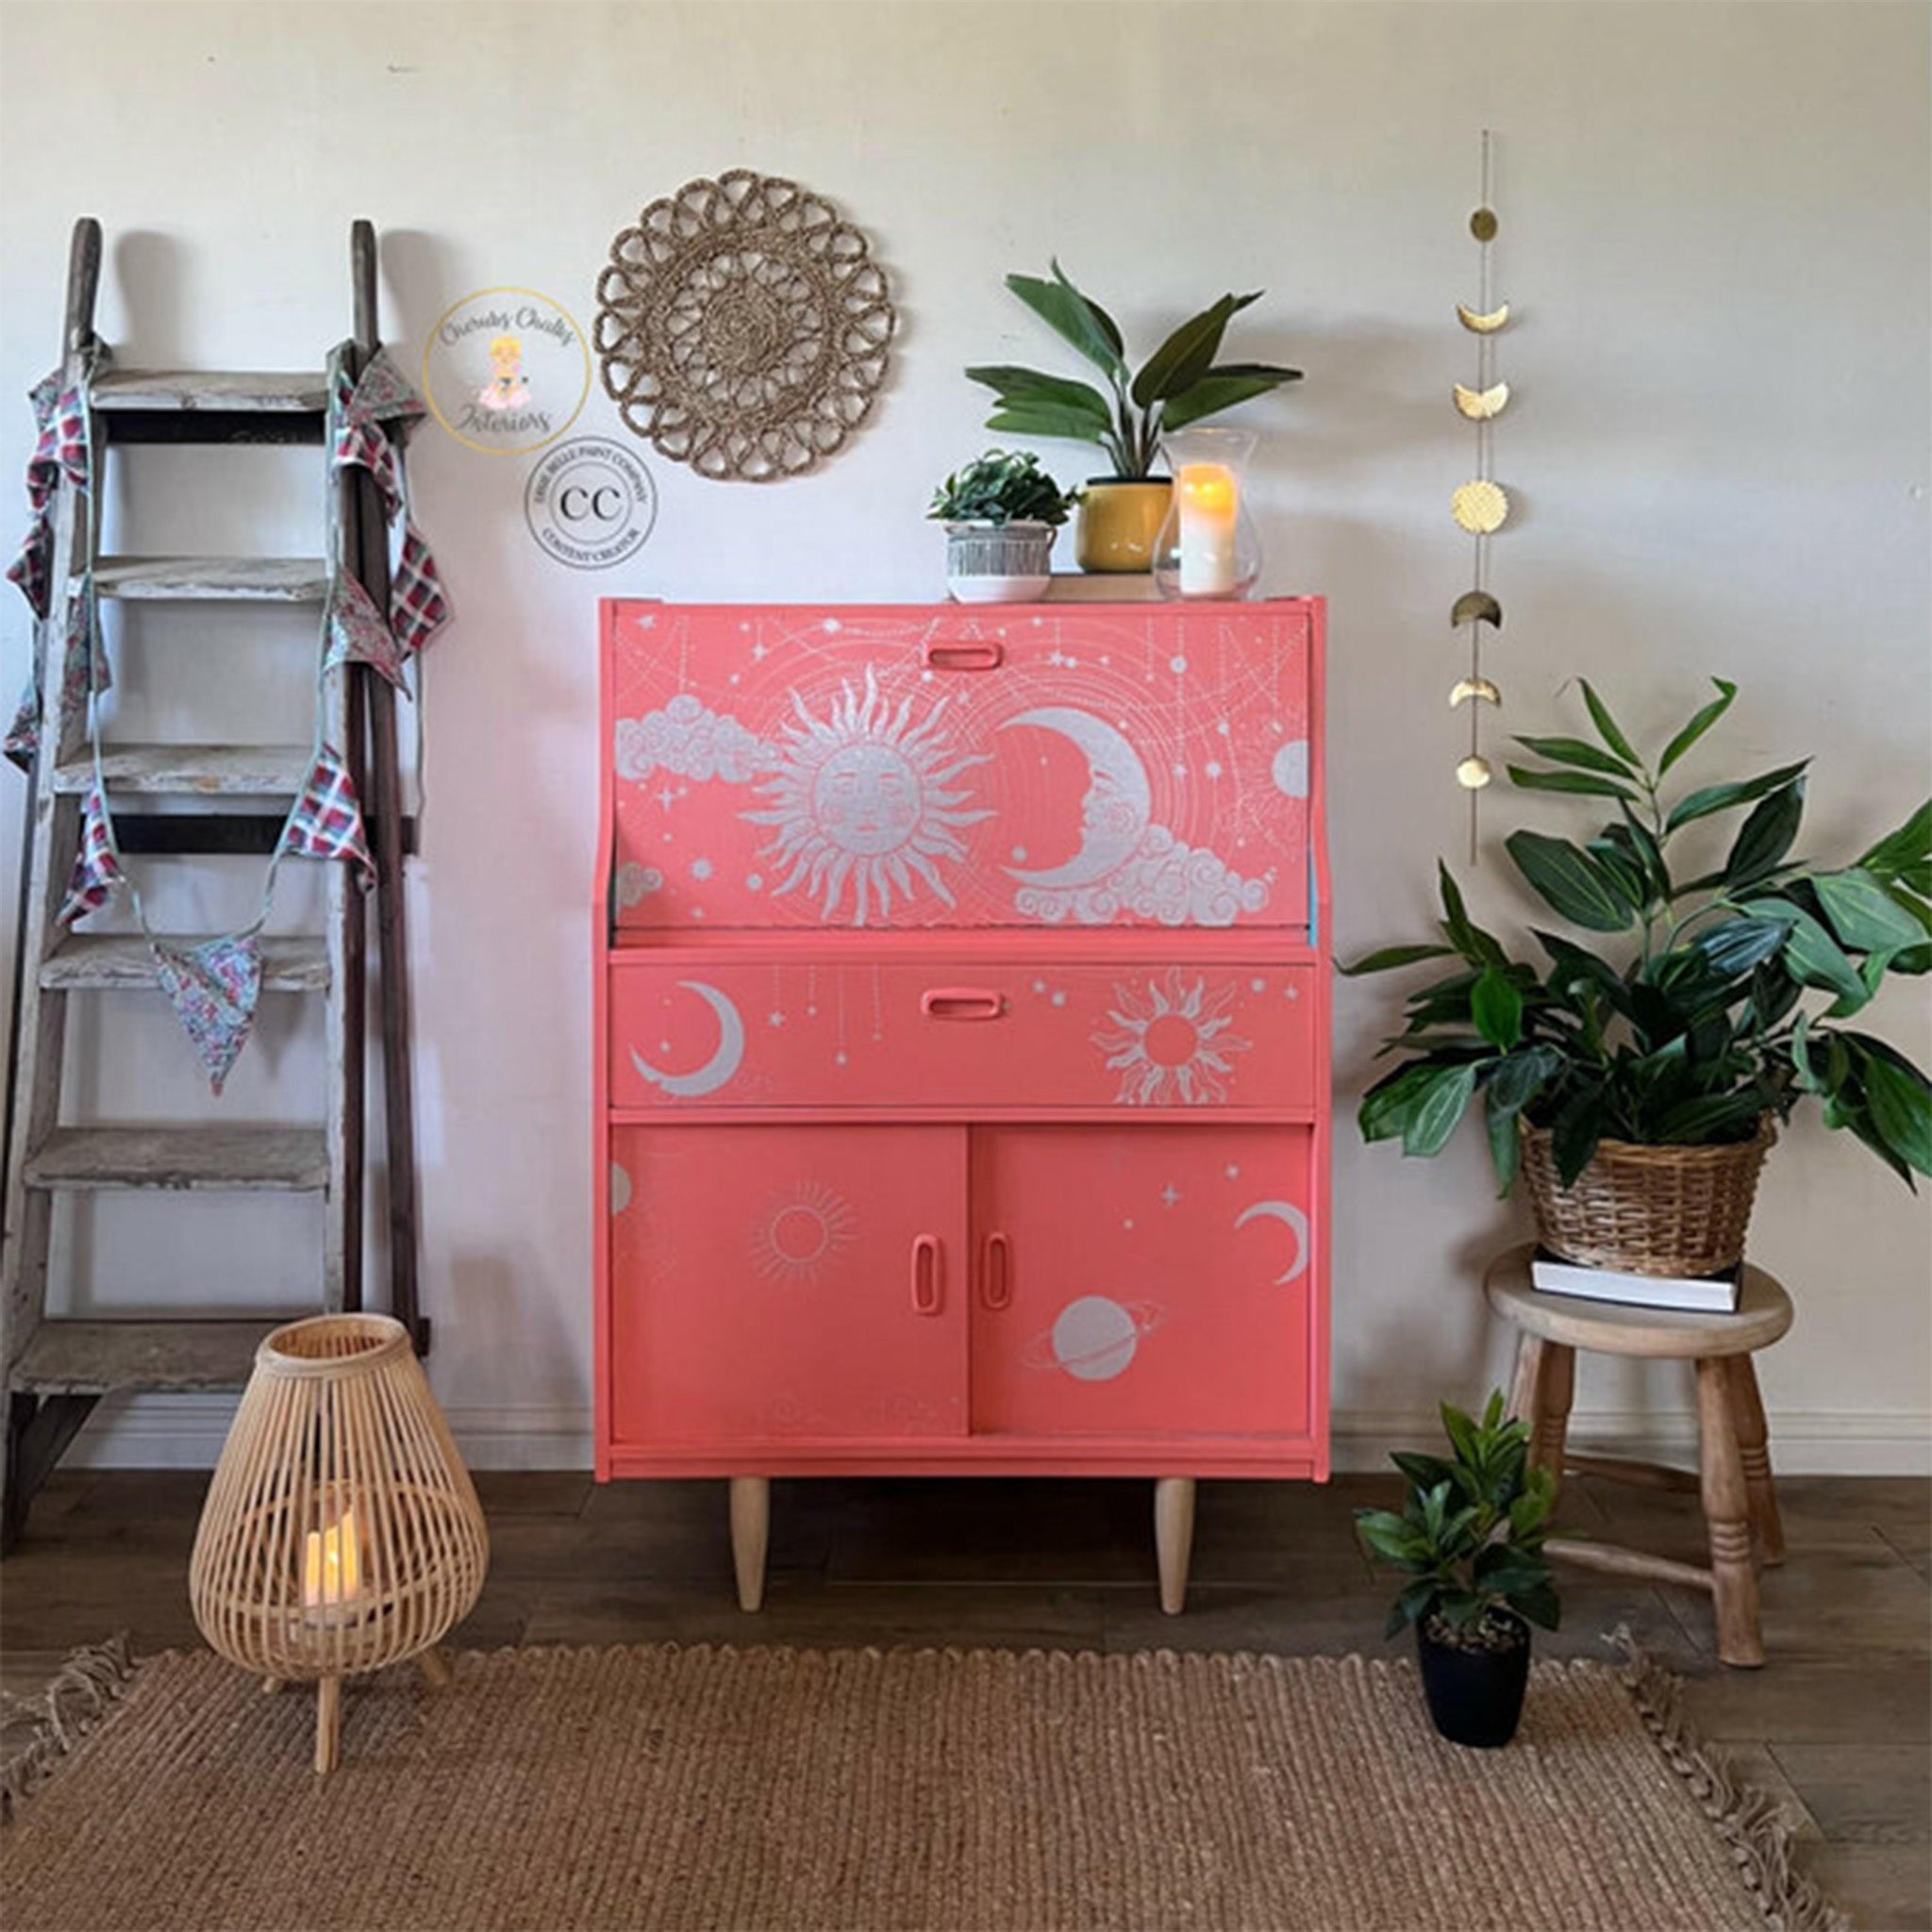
[1520,1117,1777,1277]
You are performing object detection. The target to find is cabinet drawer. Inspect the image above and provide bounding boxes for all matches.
[608,958,1316,1112]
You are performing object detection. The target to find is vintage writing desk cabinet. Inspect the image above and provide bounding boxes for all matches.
[595,601,1329,1610]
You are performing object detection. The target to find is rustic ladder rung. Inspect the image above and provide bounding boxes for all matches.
[92,556,329,601]
[53,743,311,795]
[24,1125,331,1192]
[90,370,328,414]
[15,1318,280,1394]
[41,933,331,992]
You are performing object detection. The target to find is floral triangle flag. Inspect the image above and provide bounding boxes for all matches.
[58,782,125,925]
[151,933,262,1095]
[345,349,426,428]
[278,742,374,877]
[324,574,408,689]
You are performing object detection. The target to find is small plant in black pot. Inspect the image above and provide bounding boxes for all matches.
[1356,1391,1559,1749]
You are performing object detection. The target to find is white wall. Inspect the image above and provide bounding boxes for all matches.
[1,0,1925,1473]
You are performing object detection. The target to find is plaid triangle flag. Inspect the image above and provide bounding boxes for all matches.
[279,742,374,877]
[9,367,88,619]
[346,349,426,428]
[333,414,405,521]
[151,932,262,1095]
[59,579,110,715]
[324,574,408,689]
[391,523,452,656]
[58,782,125,925]
[7,513,53,619]
[6,679,40,771]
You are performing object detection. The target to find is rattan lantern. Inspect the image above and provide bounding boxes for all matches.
[190,1314,489,1774]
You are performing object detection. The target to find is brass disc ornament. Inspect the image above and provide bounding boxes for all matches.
[595,170,897,482]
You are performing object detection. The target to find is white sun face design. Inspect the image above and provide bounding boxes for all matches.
[751,1181,858,1285]
[1092,970,1251,1106]
[742,666,992,925]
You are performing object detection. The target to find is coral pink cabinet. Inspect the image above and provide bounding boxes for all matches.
[596,601,1330,1611]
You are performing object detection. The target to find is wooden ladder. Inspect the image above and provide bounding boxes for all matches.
[0,219,423,1549]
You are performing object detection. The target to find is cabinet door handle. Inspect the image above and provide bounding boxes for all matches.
[924,639,1004,672]
[921,987,1005,1021]
[909,1234,943,1316]
[981,1231,1012,1312]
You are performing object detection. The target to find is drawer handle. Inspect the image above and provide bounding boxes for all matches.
[910,1234,943,1316]
[924,639,1004,672]
[981,1231,1012,1312]
[922,987,1005,1021]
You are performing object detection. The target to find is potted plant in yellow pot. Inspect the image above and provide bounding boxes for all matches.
[966,262,1300,575]
[1347,679,1930,1274]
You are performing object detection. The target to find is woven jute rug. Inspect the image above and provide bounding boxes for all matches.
[1,1639,1841,1932]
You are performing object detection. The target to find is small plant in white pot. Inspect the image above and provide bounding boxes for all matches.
[929,449,1078,604]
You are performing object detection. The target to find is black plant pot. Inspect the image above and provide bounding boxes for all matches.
[1415,1613,1531,1749]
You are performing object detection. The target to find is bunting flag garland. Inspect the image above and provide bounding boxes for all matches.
[150,933,263,1095]
[324,573,409,689]
[391,523,452,655]
[344,348,426,428]
[278,742,375,877]
[4,683,39,772]
[58,782,125,926]
[8,578,113,772]
[5,514,54,624]
[8,364,89,620]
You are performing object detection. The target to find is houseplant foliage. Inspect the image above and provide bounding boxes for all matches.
[1347,679,1932,1195]
[926,449,1077,527]
[1356,1391,1557,1748]
[964,262,1301,480]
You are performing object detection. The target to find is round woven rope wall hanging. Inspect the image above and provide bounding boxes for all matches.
[595,169,896,483]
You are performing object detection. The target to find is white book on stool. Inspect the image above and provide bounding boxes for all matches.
[1529,1248,1743,1315]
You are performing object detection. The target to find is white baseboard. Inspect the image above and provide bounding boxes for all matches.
[59,1395,1932,1477]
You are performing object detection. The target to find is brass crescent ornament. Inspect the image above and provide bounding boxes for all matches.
[1450,677,1502,708]
[1453,381,1510,421]
[1456,756,1495,789]
[1452,480,1510,534]
[1451,591,1504,628]
[1457,301,1510,334]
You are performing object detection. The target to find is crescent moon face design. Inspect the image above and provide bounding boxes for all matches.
[1450,677,1503,708]
[1453,382,1509,421]
[1457,301,1510,334]
[628,981,746,1099]
[1002,708,1153,889]
[1235,1201,1310,1286]
[1451,591,1504,630]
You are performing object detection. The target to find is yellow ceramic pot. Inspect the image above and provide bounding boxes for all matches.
[1074,479,1173,574]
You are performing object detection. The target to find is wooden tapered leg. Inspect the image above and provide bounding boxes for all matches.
[416,1646,451,1688]
[1154,1477,1196,1616]
[1533,1343,1575,1509]
[1696,1357,1764,1668]
[1507,1332,1546,1434]
[314,1674,341,1776]
[730,1476,770,1612]
[1726,1353,1784,1568]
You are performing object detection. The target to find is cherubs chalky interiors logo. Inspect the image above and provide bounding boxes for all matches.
[423,287,591,455]
[525,437,658,570]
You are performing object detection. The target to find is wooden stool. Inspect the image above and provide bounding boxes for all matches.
[1484,1242,1792,1668]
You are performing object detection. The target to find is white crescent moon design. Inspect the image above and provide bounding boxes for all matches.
[1235,1200,1310,1285]
[1457,301,1510,334]
[1001,708,1153,890]
[629,981,746,1099]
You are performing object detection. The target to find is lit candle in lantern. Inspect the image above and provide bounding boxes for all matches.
[302,1507,362,1614]
[1175,462,1241,596]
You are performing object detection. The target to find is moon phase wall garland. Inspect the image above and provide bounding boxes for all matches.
[607,606,1314,933]
[1449,128,1512,859]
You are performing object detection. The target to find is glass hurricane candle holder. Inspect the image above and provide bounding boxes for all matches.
[189,1313,489,1774]
[1152,427,1262,601]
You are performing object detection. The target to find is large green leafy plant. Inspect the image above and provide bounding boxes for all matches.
[1348,680,1932,1191]
[965,262,1301,480]
[1356,1392,1559,1645]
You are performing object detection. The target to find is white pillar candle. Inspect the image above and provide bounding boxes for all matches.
[1175,462,1240,596]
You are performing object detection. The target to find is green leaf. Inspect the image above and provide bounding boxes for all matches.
[1004,270,1124,379]
[983,404,1117,446]
[1506,831,1639,932]
[1551,1083,1604,1186]
[1740,899,1867,1007]
[1666,762,1809,834]
[1657,677,1739,774]
[1437,860,1508,966]
[1339,943,1457,976]
[1506,765,1640,802]
[1723,780,1805,889]
[1858,1047,1932,1176]
[1617,805,1672,902]
[1130,291,1261,408]
[1390,1451,1456,1492]
[1485,1100,1522,1194]
[1693,915,1793,980]
[1578,680,1642,767]
[962,366,1115,431]
[1814,869,1926,956]
[1470,966,1524,1051]
[1487,1045,1563,1115]
[1049,258,1124,361]
[1404,1064,1480,1158]
[1511,1581,1563,1631]
[1158,366,1300,432]
[1857,799,1931,884]
[1512,734,1637,779]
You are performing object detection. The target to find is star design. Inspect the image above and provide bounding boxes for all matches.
[751,641,768,662]
[1160,1184,1181,1209]
[655,787,676,811]
[1224,1164,1241,1180]
[691,858,713,881]
[768,1011,787,1029]
[1206,760,1224,780]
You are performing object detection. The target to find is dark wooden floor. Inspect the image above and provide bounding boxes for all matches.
[3,1468,1926,1929]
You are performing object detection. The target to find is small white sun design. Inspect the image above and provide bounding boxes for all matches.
[751,1181,858,1286]
[741,666,992,925]
[1092,969,1251,1107]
